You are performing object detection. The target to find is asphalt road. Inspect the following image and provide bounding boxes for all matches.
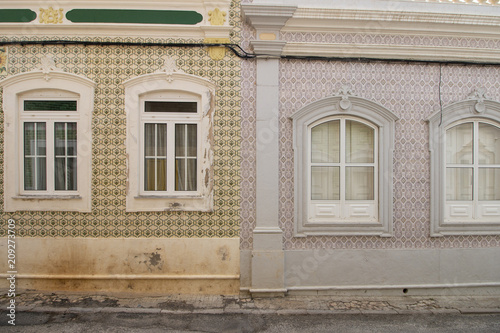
[1,312,500,332]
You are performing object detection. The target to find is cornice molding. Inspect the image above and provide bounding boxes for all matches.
[283,43,500,64]
[290,7,500,26]
[250,40,287,56]
[283,8,500,39]
[243,2,500,62]
[241,4,296,32]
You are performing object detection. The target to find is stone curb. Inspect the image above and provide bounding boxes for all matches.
[459,308,500,314]
[9,306,468,315]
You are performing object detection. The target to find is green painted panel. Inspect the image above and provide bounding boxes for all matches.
[24,100,77,112]
[0,9,36,23]
[66,9,203,25]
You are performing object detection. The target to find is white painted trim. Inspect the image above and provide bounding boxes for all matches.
[428,98,500,236]
[291,95,398,237]
[0,70,94,212]
[283,43,500,64]
[249,0,500,17]
[124,70,215,212]
[242,2,500,62]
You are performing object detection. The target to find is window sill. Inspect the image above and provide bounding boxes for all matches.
[13,195,82,200]
[134,195,203,199]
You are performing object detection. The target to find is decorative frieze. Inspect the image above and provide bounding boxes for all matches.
[39,7,63,24]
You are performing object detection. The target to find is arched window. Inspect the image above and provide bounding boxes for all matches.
[429,90,500,235]
[291,90,398,236]
[0,62,95,212]
[309,116,378,222]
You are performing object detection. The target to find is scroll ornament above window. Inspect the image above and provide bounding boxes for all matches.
[467,88,489,113]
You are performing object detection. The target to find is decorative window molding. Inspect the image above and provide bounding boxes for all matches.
[291,88,398,237]
[428,89,500,236]
[0,56,95,212]
[124,58,215,212]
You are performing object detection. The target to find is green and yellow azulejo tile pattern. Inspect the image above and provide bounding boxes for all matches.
[0,9,242,239]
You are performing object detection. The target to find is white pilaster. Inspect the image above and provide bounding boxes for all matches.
[242,3,296,297]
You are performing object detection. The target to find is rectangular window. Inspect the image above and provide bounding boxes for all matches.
[24,100,77,111]
[175,124,197,191]
[24,122,47,191]
[2,73,93,212]
[124,75,214,212]
[54,122,77,191]
[310,118,376,204]
[144,123,167,191]
[145,101,197,113]
[143,123,198,193]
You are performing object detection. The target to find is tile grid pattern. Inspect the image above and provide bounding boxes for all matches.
[0,1,242,239]
[239,24,500,250]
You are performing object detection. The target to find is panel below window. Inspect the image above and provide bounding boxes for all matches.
[308,202,377,222]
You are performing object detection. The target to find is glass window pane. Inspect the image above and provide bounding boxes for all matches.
[478,123,500,165]
[24,157,35,190]
[66,123,77,156]
[37,157,46,190]
[145,101,197,113]
[156,159,167,191]
[144,158,156,191]
[67,157,77,191]
[55,158,66,190]
[24,123,35,155]
[186,159,197,191]
[186,124,197,157]
[446,168,473,201]
[24,100,77,111]
[36,123,46,156]
[24,122,46,191]
[447,123,473,164]
[175,124,186,157]
[144,124,155,157]
[156,124,167,157]
[311,166,339,200]
[479,168,500,200]
[346,120,374,163]
[55,123,66,156]
[346,167,374,200]
[175,159,186,191]
[311,120,340,163]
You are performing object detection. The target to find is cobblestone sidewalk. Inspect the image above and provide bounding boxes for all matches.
[1,291,500,315]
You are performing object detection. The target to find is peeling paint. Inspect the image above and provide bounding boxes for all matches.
[125,153,130,195]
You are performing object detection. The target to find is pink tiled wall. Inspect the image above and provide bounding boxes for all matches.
[240,23,500,250]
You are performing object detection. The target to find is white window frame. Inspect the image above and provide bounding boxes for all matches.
[124,71,215,212]
[291,94,398,237]
[139,92,201,196]
[1,71,94,212]
[429,96,500,236]
[307,116,379,224]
